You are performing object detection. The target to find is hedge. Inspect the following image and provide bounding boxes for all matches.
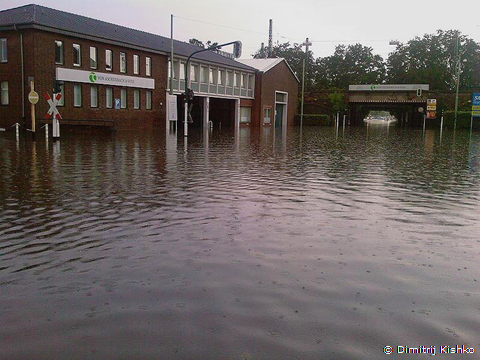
[295,114,331,126]
[442,111,479,129]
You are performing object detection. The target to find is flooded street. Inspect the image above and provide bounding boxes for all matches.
[0,125,479,359]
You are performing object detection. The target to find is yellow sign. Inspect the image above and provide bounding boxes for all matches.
[427,98,436,111]
[472,105,480,116]
[28,91,39,105]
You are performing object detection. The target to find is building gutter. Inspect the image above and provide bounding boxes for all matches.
[13,24,25,121]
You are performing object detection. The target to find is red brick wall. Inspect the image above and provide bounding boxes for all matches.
[0,29,169,130]
[256,61,299,130]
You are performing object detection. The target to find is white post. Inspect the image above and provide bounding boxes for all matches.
[343,114,346,132]
[203,97,210,130]
[45,124,49,140]
[422,114,426,136]
[235,98,240,130]
[183,102,188,137]
[15,123,19,140]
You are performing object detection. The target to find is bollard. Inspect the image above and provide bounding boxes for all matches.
[45,124,49,140]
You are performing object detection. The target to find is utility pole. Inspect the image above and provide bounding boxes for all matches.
[268,19,273,57]
[454,31,462,130]
[300,37,312,128]
[170,14,174,95]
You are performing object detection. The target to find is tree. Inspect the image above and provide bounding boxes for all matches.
[188,39,219,49]
[315,44,385,90]
[386,30,480,92]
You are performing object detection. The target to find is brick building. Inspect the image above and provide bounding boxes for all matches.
[239,58,299,130]
[0,4,298,132]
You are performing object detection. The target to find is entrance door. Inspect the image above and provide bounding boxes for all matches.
[275,103,284,128]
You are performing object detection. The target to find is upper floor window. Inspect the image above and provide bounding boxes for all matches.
[90,47,97,69]
[241,74,247,88]
[73,84,82,107]
[209,68,215,84]
[120,52,126,73]
[226,71,233,87]
[133,89,140,109]
[248,75,254,90]
[179,62,185,80]
[1,81,8,105]
[190,64,198,82]
[55,40,64,65]
[218,69,225,86]
[200,67,208,83]
[133,55,139,75]
[0,38,7,62]
[146,57,151,76]
[90,85,98,108]
[73,44,81,67]
[105,50,112,71]
[120,88,127,108]
[234,72,239,87]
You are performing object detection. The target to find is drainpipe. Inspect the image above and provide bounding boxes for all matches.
[14,25,25,125]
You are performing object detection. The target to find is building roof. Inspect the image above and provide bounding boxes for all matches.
[0,4,256,72]
[238,58,300,83]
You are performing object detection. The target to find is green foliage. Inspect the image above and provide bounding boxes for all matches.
[294,114,330,126]
[189,39,219,49]
[327,90,346,114]
[443,111,478,129]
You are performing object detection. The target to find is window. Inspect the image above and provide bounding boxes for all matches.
[133,89,140,109]
[146,57,151,76]
[263,107,271,124]
[200,67,208,83]
[240,107,251,123]
[190,64,198,82]
[241,74,247,88]
[173,60,179,79]
[120,52,126,73]
[218,69,225,85]
[120,89,127,108]
[180,62,185,80]
[90,86,98,107]
[106,87,113,108]
[55,85,64,107]
[209,68,215,84]
[226,72,233,87]
[1,81,8,105]
[276,92,287,103]
[234,72,239,87]
[55,40,64,64]
[248,75,254,90]
[133,55,139,75]
[106,50,112,71]
[90,47,97,69]
[73,44,81,67]
[0,38,6,62]
[73,84,82,107]
[146,91,152,110]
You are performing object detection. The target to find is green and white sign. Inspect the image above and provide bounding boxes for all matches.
[56,68,155,89]
[349,84,430,91]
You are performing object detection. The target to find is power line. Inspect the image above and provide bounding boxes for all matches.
[174,15,266,36]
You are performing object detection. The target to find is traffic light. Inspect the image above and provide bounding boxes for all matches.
[416,88,422,97]
[53,80,64,94]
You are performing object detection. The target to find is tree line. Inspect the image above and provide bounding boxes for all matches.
[251,30,479,93]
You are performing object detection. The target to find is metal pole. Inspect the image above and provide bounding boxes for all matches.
[184,62,188,137]
[454,32,461,130]
[440,110,444,144]
[300,58,305,127]
[422,114,426,136]
[170,14,174,96]
[30,80,36,134]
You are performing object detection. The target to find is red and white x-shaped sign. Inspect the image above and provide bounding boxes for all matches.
[44,93,62,120]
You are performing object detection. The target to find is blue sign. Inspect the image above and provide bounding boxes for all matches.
[115,98,121,110]
[472,92,480,117]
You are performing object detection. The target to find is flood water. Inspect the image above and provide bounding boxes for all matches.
[0,125,479,359]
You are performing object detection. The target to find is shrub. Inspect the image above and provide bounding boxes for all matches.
[295,114,331,126]
[442,111,479,129]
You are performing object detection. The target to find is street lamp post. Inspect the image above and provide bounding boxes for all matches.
[183,41,242,137]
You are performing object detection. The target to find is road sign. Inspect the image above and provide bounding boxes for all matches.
[44,93,62,120]
[427,99,437,111]
[418,107,424,113]
[28,91,39,105]
[168,94,178,121]
[426,110,436,119]
[115,98,121,110]
[472,92,480,117]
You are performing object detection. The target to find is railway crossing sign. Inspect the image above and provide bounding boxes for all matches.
[44,92,62,138]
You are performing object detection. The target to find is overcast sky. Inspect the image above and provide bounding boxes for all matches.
[2,0,480,59]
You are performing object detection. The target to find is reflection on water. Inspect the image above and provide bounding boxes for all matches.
[0,126,479,359]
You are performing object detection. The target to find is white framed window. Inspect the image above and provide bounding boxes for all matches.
[73,44,81,67]
[234,72,239,87]
[146,91,152,110]
[209,68,215,84]
[173,60,179,79]
[120,89,127,108]
[276,92,287,103]
[218,69,225,85]
[106,87,113,108]
[263,107,271,124]
[146,57,151,76]
[90,86,98,108]
[0,38,6,62]
[240,107,251,123]
[133,55,139,75]
[200,66,208,83]
[73,84,82,107]
[55,40,64,65]
[120,52,126,73]
[133,89,140,109]
[105,50,113,71]
[226,71,233,87]
[55,85,64,107]
[241,74,247,88]
[190,64,198,82]
[1,81,8,105]
[90,47,97,69]
[180,62,185,80]
[248,75,254,90]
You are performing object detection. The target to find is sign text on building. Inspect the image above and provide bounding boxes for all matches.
[56,68,155,89]
[349,84,430,91]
